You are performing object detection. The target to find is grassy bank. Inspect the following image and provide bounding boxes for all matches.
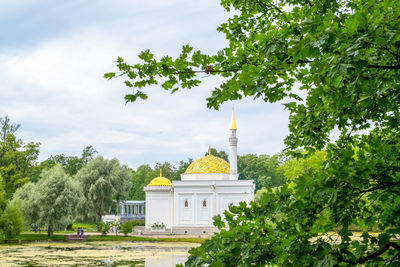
[87,235,207,243]
[1,233,207,244]
[1,233,67,244]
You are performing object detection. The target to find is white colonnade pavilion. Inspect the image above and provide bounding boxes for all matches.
[120,200,145,220]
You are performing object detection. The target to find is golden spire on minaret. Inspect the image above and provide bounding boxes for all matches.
[208,145,212,156]
[230,108,237,130]
[160,169,162,177]
[229,107,238,179]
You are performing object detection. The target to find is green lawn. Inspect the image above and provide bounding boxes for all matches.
[87,235,207,243]
[71,222,98,232]
[1,233,67,243]
[1,233,207,244]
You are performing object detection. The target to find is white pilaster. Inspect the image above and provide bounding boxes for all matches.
[120,202,124,216]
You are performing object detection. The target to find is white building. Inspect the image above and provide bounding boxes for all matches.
[144,111,254,234]
[102,200,145,224]
[119,200,145,221]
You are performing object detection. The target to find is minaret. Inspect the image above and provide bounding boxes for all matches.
[229,109,238,180]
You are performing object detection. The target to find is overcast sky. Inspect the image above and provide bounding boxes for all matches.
[0,0,290,169]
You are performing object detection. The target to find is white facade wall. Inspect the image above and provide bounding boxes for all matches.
[173,183,215,226]
[172,180,254,228]
[144,187,173,230]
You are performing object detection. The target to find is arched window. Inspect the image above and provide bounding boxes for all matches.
[202,200,207,207]
[184,200,188,207]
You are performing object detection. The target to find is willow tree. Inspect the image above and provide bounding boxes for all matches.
[14,165,79,234]
[106,0,400,265]
[75,157,131,223]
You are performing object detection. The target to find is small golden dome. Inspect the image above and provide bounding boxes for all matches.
[148,177,172,186]
[148,170,172,186]
[184,155,230,174]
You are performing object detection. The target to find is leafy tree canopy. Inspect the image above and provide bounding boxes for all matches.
[173,159,193,180]
[0,199,23,240]
[205,147,229,161]
[153,162,179,181]
[14,165,80,233]
[129,164,152,201]
[107,0,400,265]
[0,116,20,143]
[238,153,286,190]
[75,157,131,223]
[279,150,325,182]
[37,145,98,178]
[0,175,6,213]
[0,116,40,199]
[13,182,39,230]
[0,173,23,240]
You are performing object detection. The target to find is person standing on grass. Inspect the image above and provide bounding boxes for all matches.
[77,227,80,238]
[48,225,52,237]
[81,227,84,239]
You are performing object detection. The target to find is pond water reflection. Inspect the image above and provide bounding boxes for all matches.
[0,241,199,266]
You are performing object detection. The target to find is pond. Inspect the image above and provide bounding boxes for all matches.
[0,241,199,266]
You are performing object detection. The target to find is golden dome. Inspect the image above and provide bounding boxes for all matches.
[148,170,172,186]
[148,177,172,186]
[184,155,230,174]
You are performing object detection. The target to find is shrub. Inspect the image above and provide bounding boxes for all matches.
[120,221,133,236]
[0,201,23,240]
[131,220,145,227]
[97,222,109,236]
[151,222,165,231]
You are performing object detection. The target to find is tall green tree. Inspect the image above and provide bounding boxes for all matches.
[279,150,326,182]
[0,175,6,213]
[0,116,20,142]
[81,145,98,164]
[75,157,131,223]
[172,158,193,180]
[153,162,178,181]
[107,0,400,265]
[37,145,98,178]
[14,165,79,234]
[129,164,152,200]
[238,153,286,190]
[0,117,40,199]
[205,148,229,161]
